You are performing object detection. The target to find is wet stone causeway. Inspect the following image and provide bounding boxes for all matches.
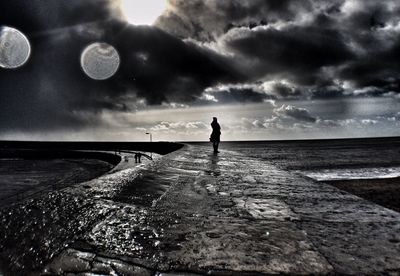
[0,145,399,275]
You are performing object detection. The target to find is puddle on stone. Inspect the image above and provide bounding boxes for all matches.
[234,198,298,221]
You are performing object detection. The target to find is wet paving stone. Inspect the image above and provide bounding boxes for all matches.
[0,145,399,275]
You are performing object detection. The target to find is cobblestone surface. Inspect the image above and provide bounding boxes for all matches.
[0,145,400,275]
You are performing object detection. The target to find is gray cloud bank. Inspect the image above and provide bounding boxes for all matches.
[158,0,400,100]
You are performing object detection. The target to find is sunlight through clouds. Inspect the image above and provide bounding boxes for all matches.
[120,0,167,25]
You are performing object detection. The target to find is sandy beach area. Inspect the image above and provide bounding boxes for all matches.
[326,177,400,213]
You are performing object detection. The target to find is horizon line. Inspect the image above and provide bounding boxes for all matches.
[1,135,400,144]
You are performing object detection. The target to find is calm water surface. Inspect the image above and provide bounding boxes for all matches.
[0,159,112,206]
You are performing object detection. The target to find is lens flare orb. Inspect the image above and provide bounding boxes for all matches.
[0,26,31,69]
[80,43,120,80]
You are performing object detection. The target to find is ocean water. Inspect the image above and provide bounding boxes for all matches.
[220,137,400,180]
[0,159,112,206]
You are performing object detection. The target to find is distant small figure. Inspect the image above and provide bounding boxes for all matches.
[134,153,142,163]
[210,117,221,153]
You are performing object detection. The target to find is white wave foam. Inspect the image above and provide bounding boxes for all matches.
[302,167,400,181]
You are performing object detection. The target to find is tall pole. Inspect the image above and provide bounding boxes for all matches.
[146,132,152,159]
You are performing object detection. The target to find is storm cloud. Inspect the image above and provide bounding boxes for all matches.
[0,0,242,132]
[1,0,400,136]
[158,0,400,100]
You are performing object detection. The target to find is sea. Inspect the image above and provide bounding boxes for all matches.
[219,137,400,181]
[0,159,112,206]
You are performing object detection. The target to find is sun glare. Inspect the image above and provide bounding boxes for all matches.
[120,0,167,25]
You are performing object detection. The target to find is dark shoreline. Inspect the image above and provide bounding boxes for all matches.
[0,149,122,165]
[0,141,184,155]
[326,177,400,213]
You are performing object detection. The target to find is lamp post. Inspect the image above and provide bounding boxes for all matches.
[146,132,152,159]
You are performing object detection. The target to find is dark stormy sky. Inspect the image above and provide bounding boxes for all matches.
[1,0,400,141]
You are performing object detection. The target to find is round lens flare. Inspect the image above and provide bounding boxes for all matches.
[80,43,120,80]
[0,26,31,69]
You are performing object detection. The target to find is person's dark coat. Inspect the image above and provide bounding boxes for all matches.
[210,121,221,142]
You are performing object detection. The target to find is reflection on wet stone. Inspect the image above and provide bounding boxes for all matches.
[205,153,221,177]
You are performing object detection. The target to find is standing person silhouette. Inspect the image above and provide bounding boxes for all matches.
[210,117,221,153]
